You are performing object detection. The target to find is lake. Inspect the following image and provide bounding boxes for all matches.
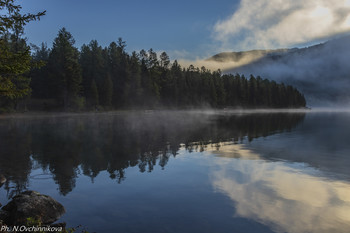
[1,110,350,233]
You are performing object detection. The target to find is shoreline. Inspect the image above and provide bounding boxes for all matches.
[0,107,320,119]
[3,106,350,119]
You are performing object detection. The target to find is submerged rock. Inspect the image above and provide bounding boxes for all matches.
[1,191,65,225]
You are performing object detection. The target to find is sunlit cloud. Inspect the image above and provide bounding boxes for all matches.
[213,0,350,50]
[177,57,260,72]
[176,50,273,71]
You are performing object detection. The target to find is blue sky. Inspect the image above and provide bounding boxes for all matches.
[19,0,240,59]
[19,0,350,61]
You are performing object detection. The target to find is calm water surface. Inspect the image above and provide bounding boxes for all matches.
[0,110,350,233]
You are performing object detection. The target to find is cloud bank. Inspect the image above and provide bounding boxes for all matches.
[214,0,350,50]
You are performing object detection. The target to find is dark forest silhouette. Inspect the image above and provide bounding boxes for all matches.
[28,28,306,111]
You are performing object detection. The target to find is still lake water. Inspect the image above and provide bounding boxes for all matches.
[0,110,350,233]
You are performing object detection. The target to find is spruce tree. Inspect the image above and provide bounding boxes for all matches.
[48,28,82,110]
[30,43,50,99]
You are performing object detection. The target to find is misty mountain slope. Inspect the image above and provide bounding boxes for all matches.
[210,36,350,106]
[208,48,292,62]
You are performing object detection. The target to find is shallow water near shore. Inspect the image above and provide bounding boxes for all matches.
[1,110,350,233]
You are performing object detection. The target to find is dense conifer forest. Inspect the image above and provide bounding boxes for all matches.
[28,28,307,111]
[1,1,306,112]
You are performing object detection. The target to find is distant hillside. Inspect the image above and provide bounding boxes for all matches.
[209,36,350,106]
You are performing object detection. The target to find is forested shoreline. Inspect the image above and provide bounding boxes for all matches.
[28,28,306,111]
[1,1,306,112]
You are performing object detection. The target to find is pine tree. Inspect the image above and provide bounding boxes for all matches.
[48,28,82,110]
[89,79,99,107]
[30,43,50,99]
[159,52,170,69]
[107,40,129,108]
[80,40,106,108]
[100,75,113,107]
[128,51,142,106]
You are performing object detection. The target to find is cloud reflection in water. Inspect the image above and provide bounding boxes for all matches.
[209,143,350,233]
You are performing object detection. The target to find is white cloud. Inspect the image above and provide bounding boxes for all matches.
[214,0,350,50]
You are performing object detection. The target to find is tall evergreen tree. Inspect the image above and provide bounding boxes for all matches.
[89,79,99,107]
[0,0,45,111]
[147,48,161,104]
[128,51,142,106]
[159,52,170,69]
[107,39,129,108]
[100,75,113,107]
[48,28,82,109]
[30,43,50,99]
[80,40,107,108]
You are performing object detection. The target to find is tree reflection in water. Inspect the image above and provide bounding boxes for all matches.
[0,111,305,197]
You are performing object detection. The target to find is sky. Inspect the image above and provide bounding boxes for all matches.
[18,0,350,61]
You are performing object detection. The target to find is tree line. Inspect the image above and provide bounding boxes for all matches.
[29,28,306,110]
[1,0,306,111]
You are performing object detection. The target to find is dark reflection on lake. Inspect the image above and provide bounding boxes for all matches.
[0,110,350,233]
